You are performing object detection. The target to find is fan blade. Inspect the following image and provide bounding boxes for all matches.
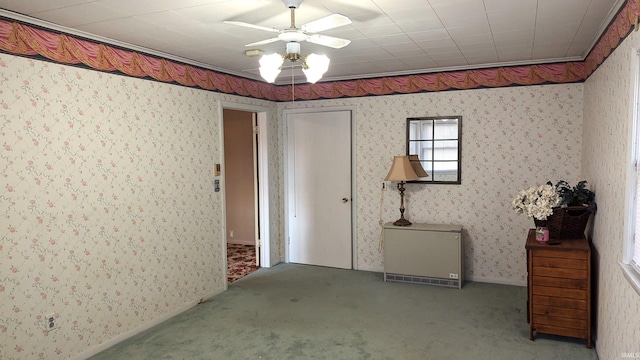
[301,14,352,33]
[245,38,281,47]
[223,21,280,33]
[307,34,351,49]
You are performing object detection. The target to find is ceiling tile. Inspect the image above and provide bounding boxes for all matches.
[458,43,497,55]
[3,0,93,14]
[28,3,128,27]
[373,0,430,12]
[465,55,501,65]
[415,39,457,51]
[428,49,465,61]
[372,58,416,72]
[76,17,159,41]
[357,22,404,37]
[485,0,536,32]
[407,28,450,42]
[384,7,439,22]
[434,58,469,68]
[399,56,438,69]
[398,19,445,33]
[493,29,534,45]
[95,0,227,16]
[447,24,491,38]
[371,33,414,46]
[452,32,493,45]
[385,47,426,57]
[532,44,571,59]
[428,0,489,27]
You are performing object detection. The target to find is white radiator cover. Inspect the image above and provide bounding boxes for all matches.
[383,223,464,289]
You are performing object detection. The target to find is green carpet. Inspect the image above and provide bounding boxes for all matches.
[89,263,598,360]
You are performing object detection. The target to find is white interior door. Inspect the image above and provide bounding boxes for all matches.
[287,110,352,269]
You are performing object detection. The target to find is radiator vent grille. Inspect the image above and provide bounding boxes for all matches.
[385,273,459,288]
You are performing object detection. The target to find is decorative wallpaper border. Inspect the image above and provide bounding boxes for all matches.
[0,0,639,101]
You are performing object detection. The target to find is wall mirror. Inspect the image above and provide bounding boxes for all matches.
[407,116,462,184]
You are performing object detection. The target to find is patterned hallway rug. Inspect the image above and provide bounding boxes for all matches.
[227,244,259,284]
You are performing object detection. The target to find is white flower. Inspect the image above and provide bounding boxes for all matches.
[512,184,561,220]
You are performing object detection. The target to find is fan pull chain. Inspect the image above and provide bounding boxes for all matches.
[291,66,295,104]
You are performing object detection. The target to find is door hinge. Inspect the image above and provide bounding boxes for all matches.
[253,126,259,134]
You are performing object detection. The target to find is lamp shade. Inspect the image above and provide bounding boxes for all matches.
[303,53,330,83]
[259,53,284,83]
[409,154,428,178]
[384,155,418,182]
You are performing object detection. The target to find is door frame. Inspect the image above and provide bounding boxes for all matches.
[220,101,271,271]
[283,106,358,269]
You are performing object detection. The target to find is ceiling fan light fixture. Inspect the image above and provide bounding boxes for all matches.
[286,42,301,55]
[259,53,284,83]
[303,53,330,83]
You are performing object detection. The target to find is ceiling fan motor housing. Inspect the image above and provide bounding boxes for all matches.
[278,29,308,42]
[282,0,303,9]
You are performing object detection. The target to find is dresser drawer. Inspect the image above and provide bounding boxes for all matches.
[532,285,587,300]
[532,256,587,270]
[533,313,587,330]
[532,266,587,279]
[532,304,588,319]
[533,324,587,340]
[533,294,587,310]
[533,248,587,260]
[532,275,587,289]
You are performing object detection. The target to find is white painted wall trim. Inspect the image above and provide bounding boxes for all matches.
[621,43,640,296]
[620,262,640,296]
[256,111,271,267]
[220,101,271,268]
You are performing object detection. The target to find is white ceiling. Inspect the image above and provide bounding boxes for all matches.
[0,0,625,85]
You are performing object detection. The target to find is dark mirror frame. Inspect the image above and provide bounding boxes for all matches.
[406,116,462,184]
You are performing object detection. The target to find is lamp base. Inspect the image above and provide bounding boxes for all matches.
[392,218,412,227]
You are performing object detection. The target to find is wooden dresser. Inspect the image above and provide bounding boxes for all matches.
[525,229,592,348]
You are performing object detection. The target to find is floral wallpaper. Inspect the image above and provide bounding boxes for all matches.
[0,53,277,359]
[583,29,640,360]
[278,83,583,283]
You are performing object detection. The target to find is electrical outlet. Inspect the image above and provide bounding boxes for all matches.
[382,182,387,191]
[449,273,459,279]
[45,313,57,331]
[229,230,234,238]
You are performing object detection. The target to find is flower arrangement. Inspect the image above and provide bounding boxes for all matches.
[512,184,561,220]
[554,180,597,212]
[513,181,596,238]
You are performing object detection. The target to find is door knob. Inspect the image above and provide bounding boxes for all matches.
[342,197,349,203]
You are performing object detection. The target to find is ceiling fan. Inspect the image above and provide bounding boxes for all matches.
[223,0,353,49]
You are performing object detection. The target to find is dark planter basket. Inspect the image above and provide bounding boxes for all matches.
[535,206,592,239]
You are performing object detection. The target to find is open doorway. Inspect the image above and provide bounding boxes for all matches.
[222,107,269,283]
